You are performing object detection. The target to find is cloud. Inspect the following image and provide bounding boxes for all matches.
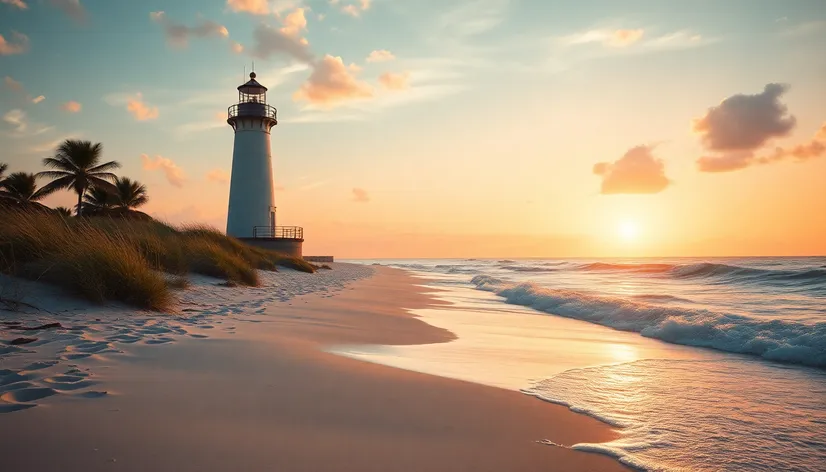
[4,76,22,91]
[141,154,186,188]
[698,123,826,172]
[226,0,270,15]
[206,169,230,184]
[352,187,370,202]
[294,54,373,107]
[366,49,395,62]
[50,0,85,22]
[126,93,159,121]
[2,109,26,132]
[60,101,81,113]
[1,0,27,9]
[609,29,644,47]
[150,11,229,48]
[558,28,712,52]
[779,20,826,37]
[29,133,81,153]
[251,8,313,63]
[31,95,45,104]
[231,41,244,54]
[436,0,509,37]
[593,145,671,194]
[331,0,371,17]
[693,83,799,172]
[0,31,29,55]
[378,71,410,90]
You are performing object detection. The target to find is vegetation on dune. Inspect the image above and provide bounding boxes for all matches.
[0,209,315,310]
[0,138,317,311]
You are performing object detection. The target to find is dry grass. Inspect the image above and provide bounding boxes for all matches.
[0,209,314,310]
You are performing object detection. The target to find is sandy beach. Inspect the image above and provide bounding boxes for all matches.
[0,264,628,471]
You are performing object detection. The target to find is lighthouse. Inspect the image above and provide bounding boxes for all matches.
[226,72,304,256]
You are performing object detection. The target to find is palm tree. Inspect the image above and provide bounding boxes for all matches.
[54,206,73,218]
[37,140,120,216]
[0,172,55,204]
[0,162,7,182]
[112,177,148,210]
[82,186,115,212]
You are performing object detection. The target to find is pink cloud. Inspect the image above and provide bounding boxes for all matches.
[50,0,85,22]
[694,84,796,152]
[4,76,22,91]
[251,8,313,62]
[1,0,27,10]
[226,0,270,15]
[62,101,82,113]
[150,11,229,48]
[378,71,410,90]
[609,29,644,46]
[31,95,45,104]
[352,187,370,202]
[206,169,230,184]
[127,94,159,121]
[332,0,371,17]
[294,55,373,107]
[231,41,244,54]
[593,145,671,194]
[0,31,29,55]
[141,154,186,188]
[366,49,395,62]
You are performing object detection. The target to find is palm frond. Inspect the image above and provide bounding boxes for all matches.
[36,170,74,180]
[38,175,76,195]
[89,160,122,173]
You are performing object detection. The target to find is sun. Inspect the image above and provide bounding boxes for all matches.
[618,221,640,241]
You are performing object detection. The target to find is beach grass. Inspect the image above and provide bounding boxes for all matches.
[0,208,314,310]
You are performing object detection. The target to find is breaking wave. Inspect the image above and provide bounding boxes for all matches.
[471,275,826,368]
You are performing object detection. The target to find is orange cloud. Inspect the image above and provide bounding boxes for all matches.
[352,187,370,202]
[127,94,159,121]
[366,49,395,62]
[0,31,29,55]
[332,0,371,17]
[294,55,373,107]
[251,8,313,62]
[226,0,269,15]
[50,0,85,22]
[231,41,244,54]
[150,11,229,48]
[62,101,82,113]
[609,29,644,46]
[280,8,307,37]
[4,76,22,91]
[206,169,230,184]
[698,123,826,172]
[141,154,186,188]
[378,71,410,90]
[593,145,671,194]
[1,0,27,9]
[31,95,45,104]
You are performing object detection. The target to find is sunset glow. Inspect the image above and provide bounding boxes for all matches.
[1,0,824,258]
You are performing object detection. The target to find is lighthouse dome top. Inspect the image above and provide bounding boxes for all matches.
[238,72,267,95]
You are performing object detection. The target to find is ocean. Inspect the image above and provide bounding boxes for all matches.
[337,257,826,471]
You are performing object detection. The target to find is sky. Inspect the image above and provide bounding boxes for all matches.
[1,0,825,258]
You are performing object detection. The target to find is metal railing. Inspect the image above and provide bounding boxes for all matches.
[227,103,277,121]
[252,226,304,239]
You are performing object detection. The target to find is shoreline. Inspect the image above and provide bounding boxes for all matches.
[1,264,630,471]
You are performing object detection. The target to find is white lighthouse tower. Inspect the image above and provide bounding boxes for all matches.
[226,72,278,238]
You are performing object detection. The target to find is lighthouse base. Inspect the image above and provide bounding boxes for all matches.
[240,237,303,258]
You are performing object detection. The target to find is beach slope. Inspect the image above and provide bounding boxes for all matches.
[0,266,628,471]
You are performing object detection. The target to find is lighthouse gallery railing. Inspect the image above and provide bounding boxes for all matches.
[252,226,304,240]
[227,103,277,121]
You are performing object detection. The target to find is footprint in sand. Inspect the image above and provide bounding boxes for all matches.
[188,334,209,339]
[1,386,58,403]
[22,360,59,371]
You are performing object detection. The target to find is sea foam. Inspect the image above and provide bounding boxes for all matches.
[471,276,826,368]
